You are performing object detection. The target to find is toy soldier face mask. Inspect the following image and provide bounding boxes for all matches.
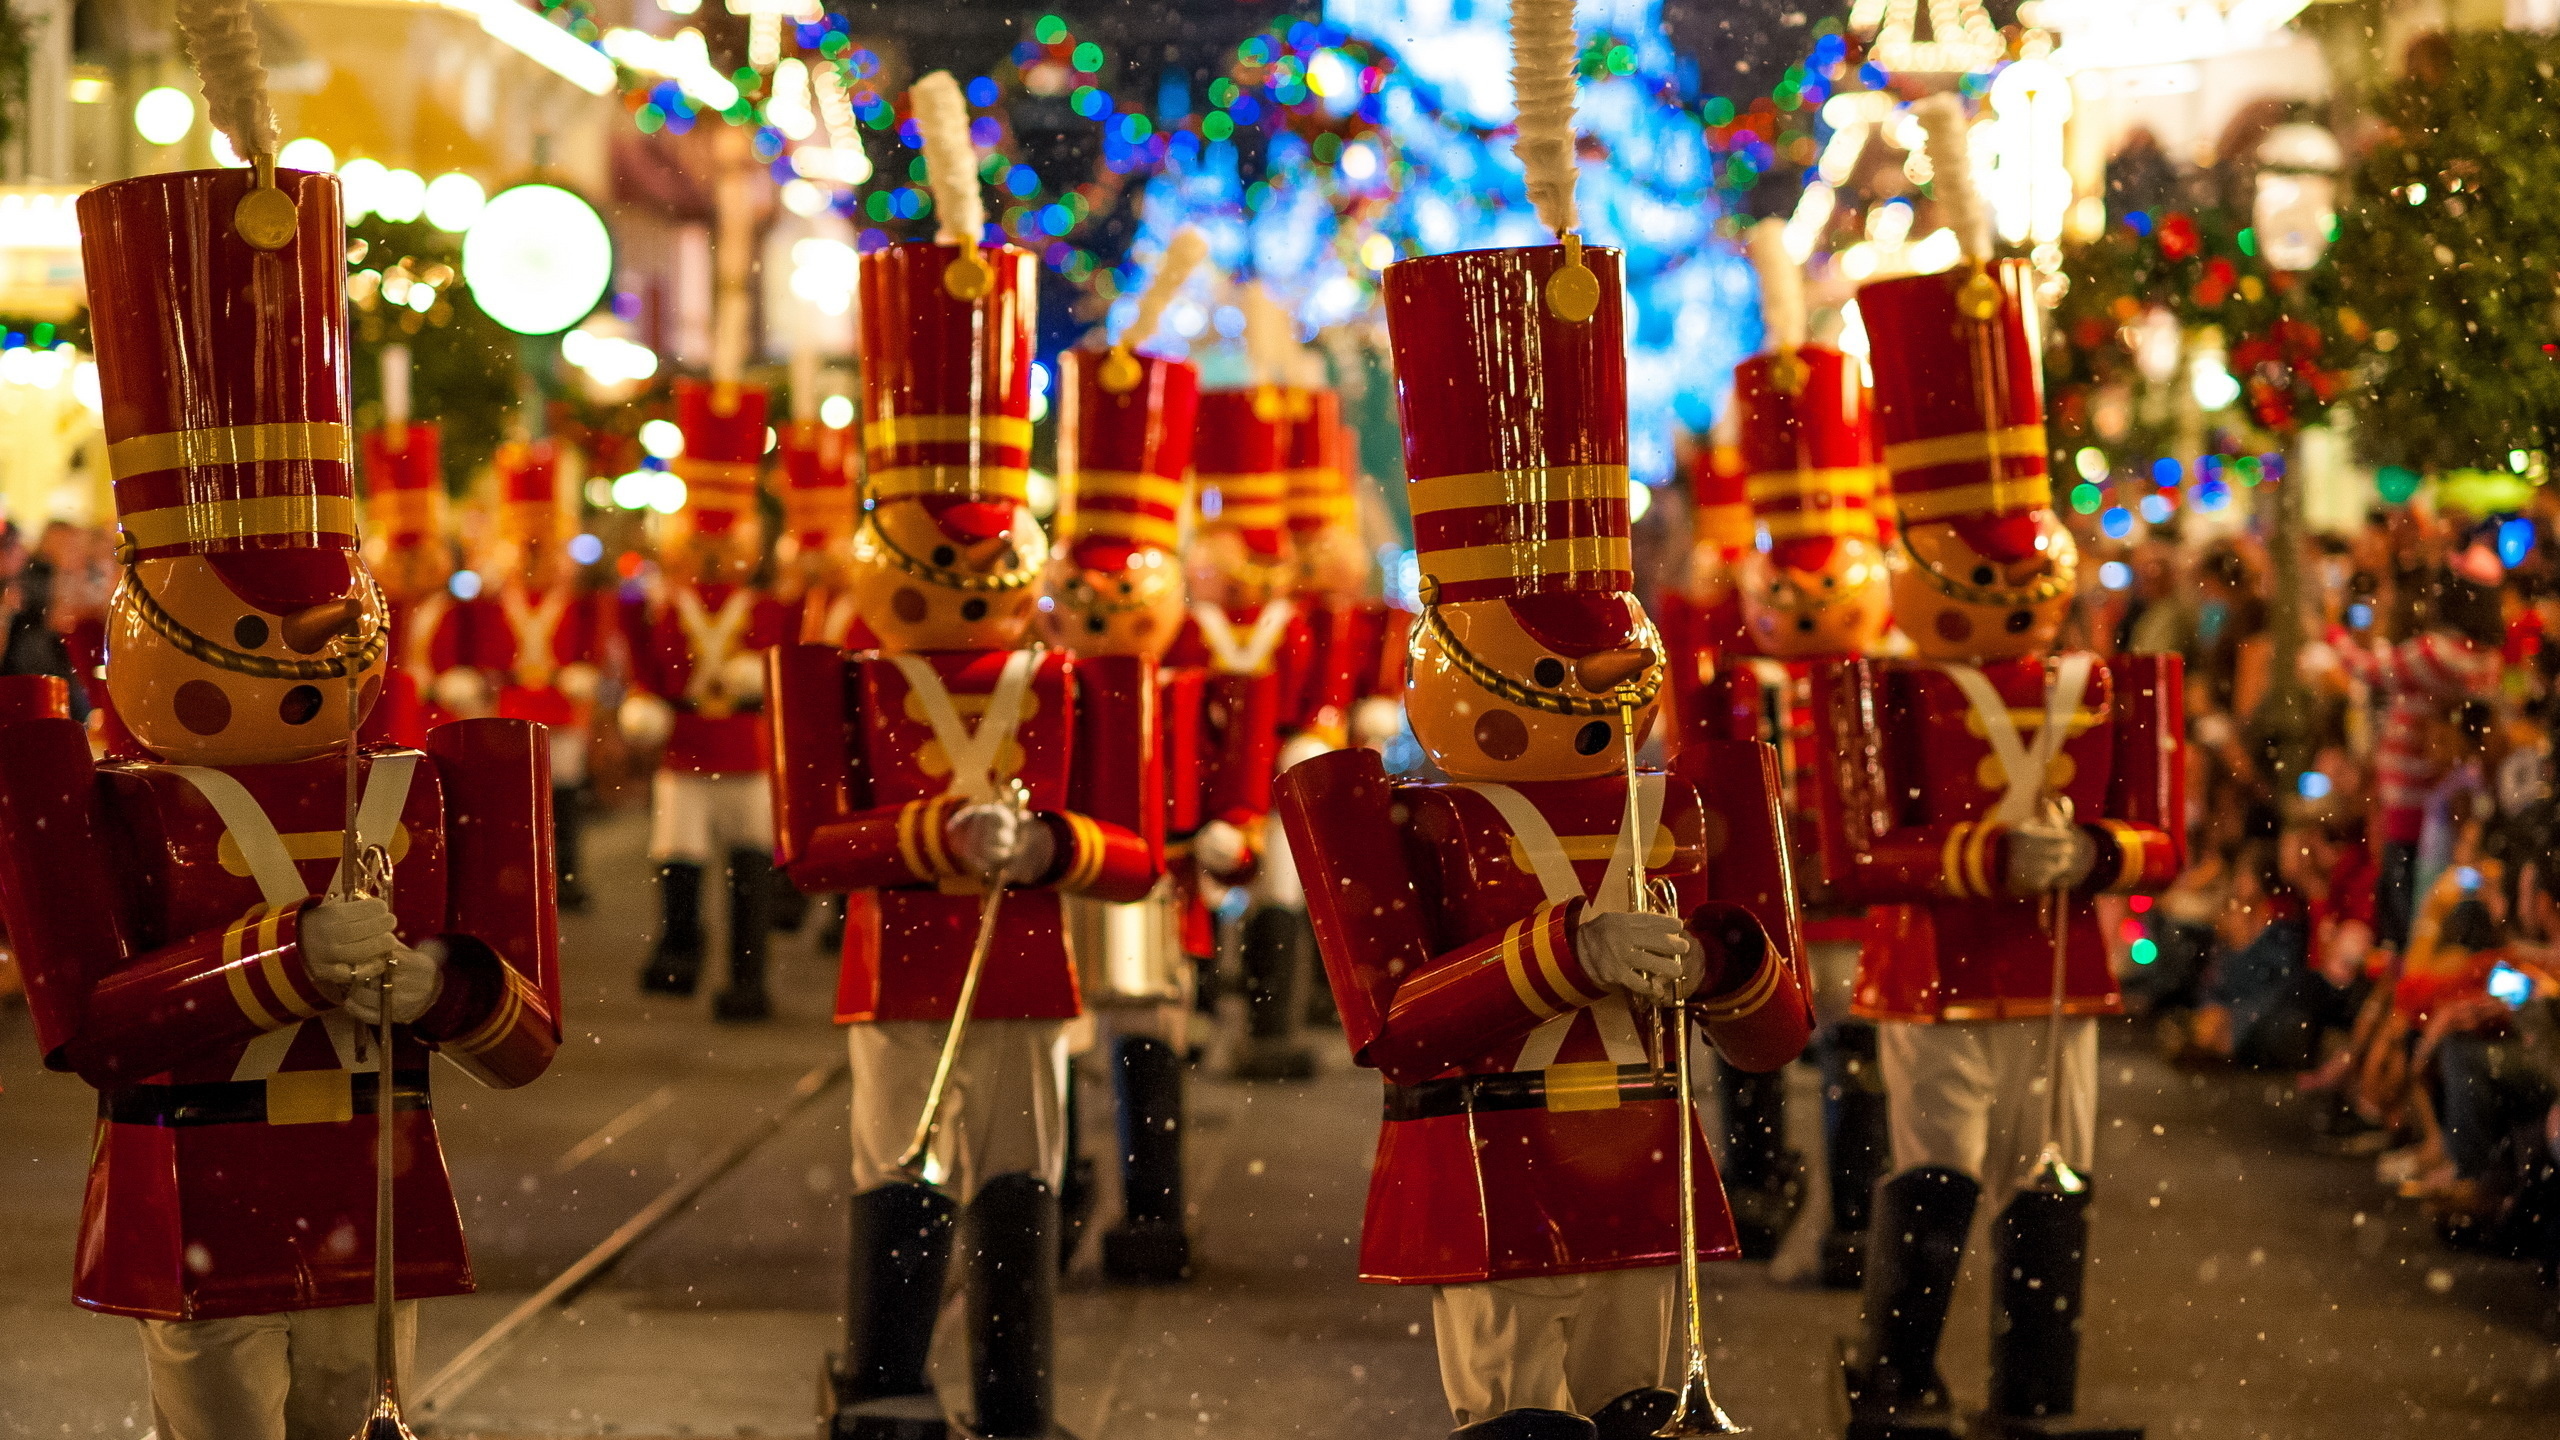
[108,548,389,765]
[1890,513,2078,662]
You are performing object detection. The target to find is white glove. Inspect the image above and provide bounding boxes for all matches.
[1576,910,1699,1006]
[619,691,674,747]
[1350,696,1404,750]
[555,662,602,705]
[2005,822,2096,896]
[719,653,767,707]
[947,802,1056,883]
[344,944,444,1025]
[430,667,494,719]
[302,896,399,1001]
[1277,731,1334,773]
[1193,819,1249,876]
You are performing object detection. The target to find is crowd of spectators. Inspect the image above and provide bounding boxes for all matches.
[2086,494,2560,1329]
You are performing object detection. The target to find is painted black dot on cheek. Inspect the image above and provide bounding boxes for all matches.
[1574,721,1612,755]
[234,616,270,650]
[932,545,958,568]
[2006,609,2035,633]
[961,598,990,622]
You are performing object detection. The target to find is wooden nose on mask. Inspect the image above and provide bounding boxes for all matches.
[281,598,362,654]
[1574,648,1651,693]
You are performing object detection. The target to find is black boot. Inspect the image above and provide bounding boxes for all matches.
[1232,905,1316,1080]
[1102,1036,1193,1283]
[553,783,590,913]
[1450,1409,1598,1440]
[1718,1057,1803,1260]
[713,848,774,1021]
[1838,1166,1977,1439]
[639,861,706,995]
[819,892,848,953]
[959,1173,1068,1438]
[1973,1183,2142,1439]
[1588,1387,1674,1440]
[772,865,812,934]
[1820,1020,1890,1290]
[825,1182,957,1439]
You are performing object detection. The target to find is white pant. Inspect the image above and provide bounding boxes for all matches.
[549,726,591,787]
[1432,1267,1674,1425]
[139,1302,416,1440]
[848,1018,1069,1200]
[1880,1016,2098,1209]
[647,769,774,863]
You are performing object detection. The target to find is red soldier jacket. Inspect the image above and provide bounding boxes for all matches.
[1295,597,1411,742]
[380,592,473,748]
[625,581,791,775]
[1652,589,1746,757]
[1806,653,2186,1022]
[1164,600,1310,876]
[0,718,560,1321]
[1697,657,1873,946]
[478,581,604,730]
[768,644,1163,1022]
[1279,742,1812,1285]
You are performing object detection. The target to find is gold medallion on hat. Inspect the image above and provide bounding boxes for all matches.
[1099,347,1143,394]
[943,251,995,302]
[1957,265,2003,322]
[233,184,299,251]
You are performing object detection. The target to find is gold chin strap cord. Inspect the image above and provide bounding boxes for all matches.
[864,513,1039,593]
[1412,599,1664,717]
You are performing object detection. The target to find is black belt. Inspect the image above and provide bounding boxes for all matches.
[104,1071,432,1128]
[1384,1063,1676,1122]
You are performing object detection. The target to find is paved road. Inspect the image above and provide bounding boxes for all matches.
[2,809,2555,1437]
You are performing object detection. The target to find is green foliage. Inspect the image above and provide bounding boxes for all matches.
[2333,32,2560,472]
[343,218,523,496]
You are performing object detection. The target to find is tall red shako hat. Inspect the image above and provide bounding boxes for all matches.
[671,378,768,537]
[1690,439,1752,553]
[496,438,565,545]
[1737,347,1878,570]
[361,421,444,554]
[82,166,359,609]
[856,240,1038,544]
[778,419,854,553]
[1192,387,1286,559]
[1059,348,1198,570]
[1384,241,1647,658]
[1283,387,1354,540]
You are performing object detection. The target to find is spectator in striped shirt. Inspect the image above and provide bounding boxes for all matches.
[2329,568,2505,952]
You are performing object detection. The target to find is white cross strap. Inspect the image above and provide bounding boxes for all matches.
[1460,779,1664,1070]
[674,586,756,705]
[1190,598,1297,676]
[1935,654,2094,826]
[890,648,1039,802]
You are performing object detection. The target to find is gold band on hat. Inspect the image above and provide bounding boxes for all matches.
[1406,463,1629,517]
[1744,466,1875,504]
[1071,510,1182,550]
[864,414,1035,452]
[673,458,762,485]
[109,422,352,482]
[868,465,1032,502]
[1762,506,1875,541]
[1881,423,2048,479]
[1073,469,1184,499]
[1891,476,2055,524]
[363,488,439,538]
[122,494,361,552]
[1422,535,1632,586]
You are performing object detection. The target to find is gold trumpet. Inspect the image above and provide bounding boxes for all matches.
[1614,689,1745,1437]
[895,779,1033,1178]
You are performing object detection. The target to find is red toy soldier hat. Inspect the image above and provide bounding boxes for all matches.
[1383,243,1632,611]
[1283,388,1354,538]
[81,169,355,567]
[779,420,854,550]
[361,421,444,549]
[1859,258,2049,559]
[673,377,768,537]
[1057,347,1197,570]
[1192,388,1287,559]
[1737,344,1879,568]
[857,240,1038,518]
[1690,439,1752,550]
[495,438,565,544]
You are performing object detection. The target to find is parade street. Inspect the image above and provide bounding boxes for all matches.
[3,809,2555,1440]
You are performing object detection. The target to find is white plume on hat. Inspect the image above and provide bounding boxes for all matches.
[1746,217,1806,352]
[910,71,986,247]
[1914,92,1991,264]
[1123,228,1210,353]
[175,0,277,164]
[1510,0,1581,237]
